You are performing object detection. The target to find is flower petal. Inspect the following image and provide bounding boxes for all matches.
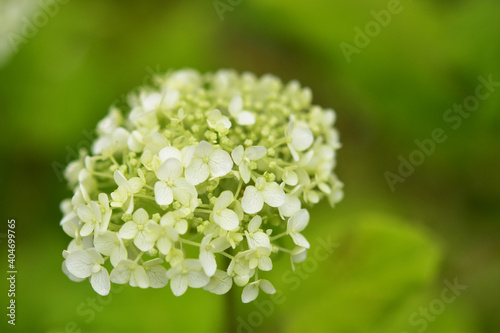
[200,250,217,277]
[113,170,128,187]
[231,145,244,165]
[159,146,182,163]
[258,256,273,271]
[170,275,188,296]
[203,270,233,295]
[248,232,271,249]
[214,191,233,210]
[259,279,276,295]
[291,124,313,151]
[157,158,183,181]
[110,261,134,284]
[94,231,116,256]
[65,250,94,279]
[290,209,309,231]
[131,266,149,289]
[247,215,262,233]
[110,244,127,267]
[245,146,266,160]
[208,149,233,178]
[262,182,286,207]
[90,267,110,296]
[278,194,301,218]
[187,270,210,288]
[236,111,256,125]
[157,236,172,255]
[118,221,138,239]
[154,181,174,205]
[241,186,264,214]
[185,158,209,185]
[172,178,197,204]
[239,162,251,184]
[290,232,310,249]
[133,208,149,225]
[242,282,259,303]
[214,209,240,231]
[134,231,154,251]
[195,141,214,158]
[229,95,243,115]
[77,204,93,223]
[146,265,168,288]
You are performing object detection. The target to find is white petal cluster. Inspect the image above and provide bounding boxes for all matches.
[59,69,343,301]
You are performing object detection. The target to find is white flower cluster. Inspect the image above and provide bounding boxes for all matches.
[60,69,343,302]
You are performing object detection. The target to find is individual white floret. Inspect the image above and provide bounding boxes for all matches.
[166,259,210,296]
[65,248,110,296]
[241,279,276,303]
[231,145,267,183]
[185,141,233,185]
[241,177,285,214]
[118,208,156,251]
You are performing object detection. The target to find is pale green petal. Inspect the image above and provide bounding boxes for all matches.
[185,158,209,185]
[229,95,243,115]
[214,209,239,231]
[146,265,168,289]
[291,124,313,151]
[134,231,154,251]
[159,146,182,163]
[90,267,110,296]
[247,215,262,233]
[170,275,188,296]
[200,250,217,277]
[131,266,149,289]
[241,186,264,214]
[132,208,149,225]
[290,232,310,249]
[258,256,273,271]
[214,191,233,210]
[94,231,116,256]
[110,261,134,284]
[195,141,214,158]
[110,244,127,267]
[242,282,259,303]
[157,236,172,255]
[65,250,94,279]
[77,204,93,223]
[259,279,276,295]
[245,146,266,160]
[157,158,183,181]
[154,181,174,205]
[113,170,128,188]
[208,149,233,177]
[262,182,286,207]
[231,145,244,165]
[203,270,232,295]
[239,162,251,183]
[118,221,138,239]
[236,111,255,126]
[188,270,210,288]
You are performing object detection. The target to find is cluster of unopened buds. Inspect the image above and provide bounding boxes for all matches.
[60,69,343,302]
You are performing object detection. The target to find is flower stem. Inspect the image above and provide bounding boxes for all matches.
[270,231,288,241]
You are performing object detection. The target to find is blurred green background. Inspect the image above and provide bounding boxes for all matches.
[1,0,499,332]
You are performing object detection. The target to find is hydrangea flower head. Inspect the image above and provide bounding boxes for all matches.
[60,69,343,300]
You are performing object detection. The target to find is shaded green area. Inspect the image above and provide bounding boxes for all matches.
[1,0,499,332]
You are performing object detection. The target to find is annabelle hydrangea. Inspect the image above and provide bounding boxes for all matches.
[60,69,343,301]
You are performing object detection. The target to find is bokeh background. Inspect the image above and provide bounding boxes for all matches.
[1,0,499,332]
